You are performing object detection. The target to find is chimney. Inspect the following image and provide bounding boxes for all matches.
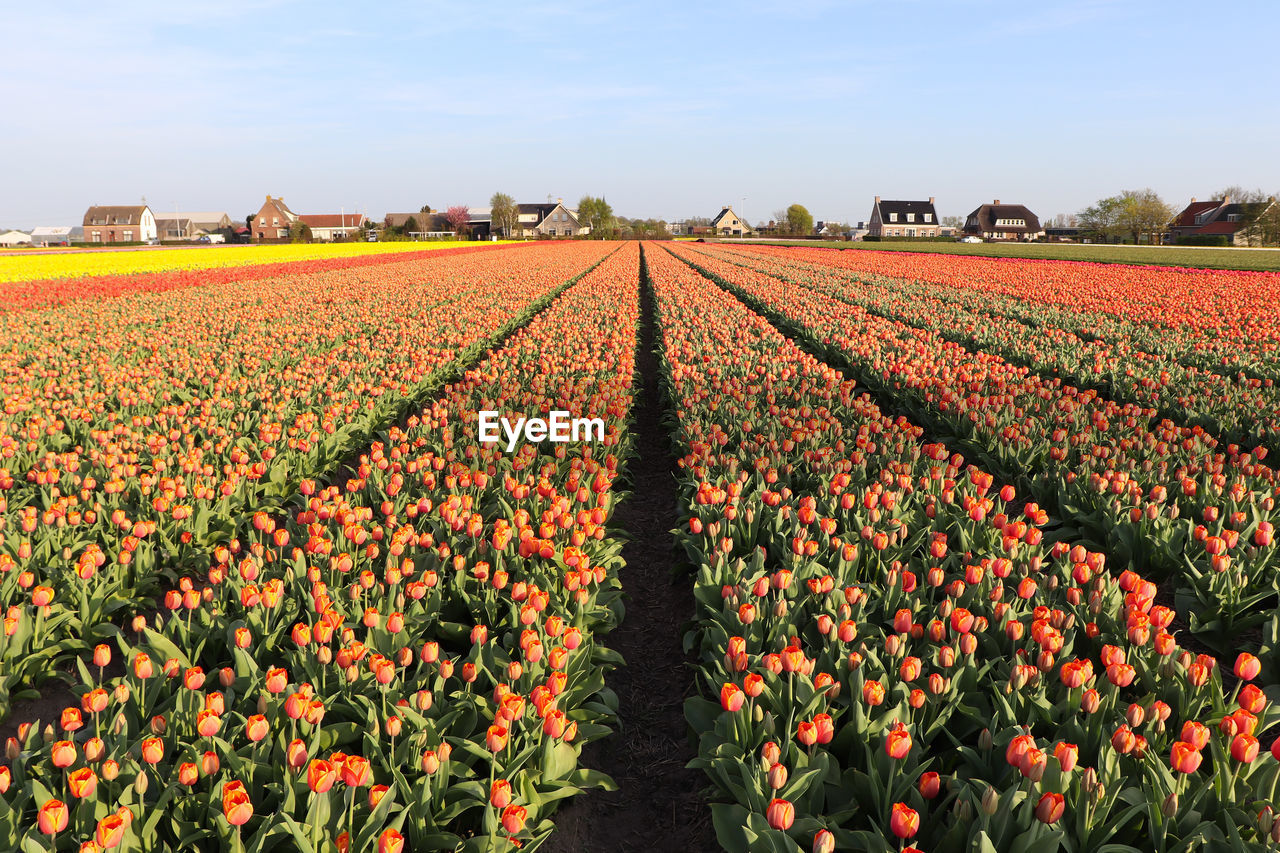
[994,199,1001,205]
[557,197,563,204]
[1190,197,1196,204]
[928,197,935,205]
[874,196,880,203]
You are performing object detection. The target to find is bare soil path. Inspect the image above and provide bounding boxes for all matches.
[543,249,717,852]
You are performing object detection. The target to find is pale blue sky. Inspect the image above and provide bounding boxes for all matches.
[2,0,1278,229]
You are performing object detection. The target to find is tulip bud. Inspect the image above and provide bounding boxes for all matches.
[135,771,149,794]
[1258,806,1274,836]
[979,728,992,751]
[1162,792,1179,818]
[981,786,999,815]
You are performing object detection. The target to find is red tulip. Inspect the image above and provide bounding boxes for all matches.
[1035,792,1065,824]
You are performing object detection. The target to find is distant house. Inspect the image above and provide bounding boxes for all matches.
[82,205,157,243]
[515,200,586,238]
[383,211,457,238]
[1167,196,1276,246]
[963,200,1044,241]
[0,230,31,247]
[868,197,940,238]
[298,213,366,242]
[711,206,749,236]
[155,212,233,241]
[30,226,75,247]
[253,195,300,241]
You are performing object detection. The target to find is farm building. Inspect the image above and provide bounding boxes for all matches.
[155,212,233,241]
[962,200,1044,241]
[30,226,76,246]
[0,230,31,247]
[867,197,940,238]
[383,211,456,239]
[82,205,157,243]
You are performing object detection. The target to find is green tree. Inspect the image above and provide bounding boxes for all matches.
[490,193,518,238]
[288,222,313,243]
[577,196,615,238]
[1077,196,1123,242]
[403,216,419,237]
[786,204,814,236]
[1115,188,1173,244]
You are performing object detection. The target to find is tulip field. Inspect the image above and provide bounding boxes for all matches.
[2,241,1280,851]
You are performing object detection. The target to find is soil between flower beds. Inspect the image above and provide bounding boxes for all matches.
[543,251,717,852]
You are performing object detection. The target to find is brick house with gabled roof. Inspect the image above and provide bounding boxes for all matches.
[1167,196,1277,246]
[82,205,157,243]
[252,195,299,241]
[963,200,1044,241]
[868,197,939,238]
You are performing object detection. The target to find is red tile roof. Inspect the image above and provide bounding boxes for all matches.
[299,214,366,228]
[1196,221,1241,235]
[1171,200,1220,228]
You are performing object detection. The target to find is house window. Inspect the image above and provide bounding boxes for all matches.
[1227,214,1241,222]
[889,213,898,222]
[924,213,932,222]
[907,213,915,223]
[273,218,279,227]
[92,231,101,242]
[259,218,265,226]
[123,231,133,240]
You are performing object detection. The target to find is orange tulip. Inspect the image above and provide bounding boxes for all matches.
[889,802,918,839]
[67,767,98,798]
[501,805,527,834]
[95,813,127,848]
[378,828,405,853]
[307,759,336,793]
[1170,741,1202,774]
[38,799,69,834]
[766,798,795,830]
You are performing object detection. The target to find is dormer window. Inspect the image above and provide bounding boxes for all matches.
[906,213,915,223]
[924,213,932,223]
[889,213,898,222]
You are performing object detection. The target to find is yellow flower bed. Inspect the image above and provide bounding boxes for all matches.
[0,241,510,284]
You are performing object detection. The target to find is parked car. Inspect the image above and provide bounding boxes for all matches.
[959,236,982,243]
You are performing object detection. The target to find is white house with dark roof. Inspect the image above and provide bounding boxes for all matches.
[867,197,940,238]
[515,200,587,238]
